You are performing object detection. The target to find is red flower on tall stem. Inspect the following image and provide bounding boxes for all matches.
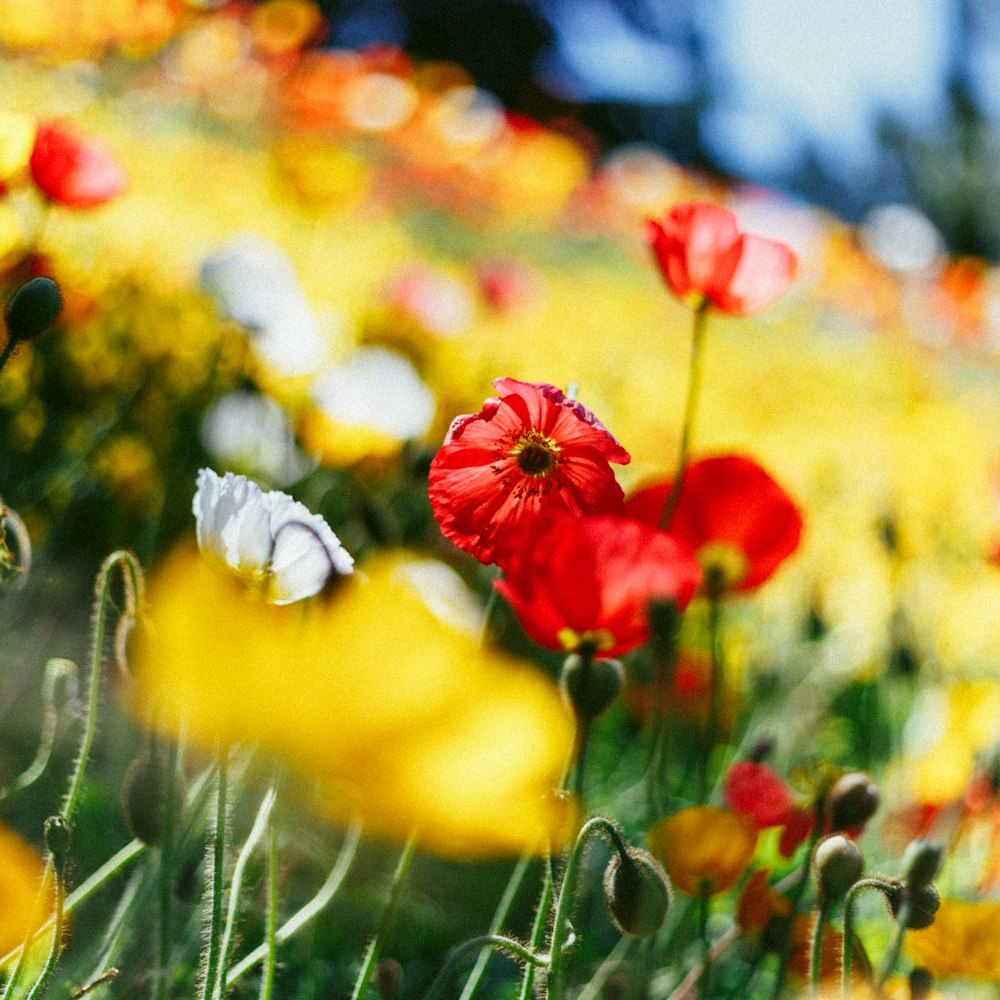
[626,454,803,594]
[29,121,127,209]
[495,513,701,658]
[646,202,797,316]
[429,378,630,568]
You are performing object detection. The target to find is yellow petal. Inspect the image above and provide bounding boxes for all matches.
[132,546,575,858]
[0,112,35,180]
[906,898,1000,979]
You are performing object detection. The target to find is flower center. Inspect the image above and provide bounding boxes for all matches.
[696,541,749,597]
[511,430,560,477]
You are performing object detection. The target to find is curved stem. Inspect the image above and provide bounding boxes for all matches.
[659,304,710,530]
[0,337,17,378]
[842,878,892,995]
[425,935,547,1000]
[548,817,630,1000]
[458,853,532,1000]
[65,551,143,823]
[226,820,362,988]
[698,885,712,998]
[1,659,76,803]
[350,834,416,1000]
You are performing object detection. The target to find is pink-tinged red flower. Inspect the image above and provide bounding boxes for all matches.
[494,513,700,658]
[429,378,630,568]
[625,454,803,594]
[29,121,127,209]
[646,202,797,316]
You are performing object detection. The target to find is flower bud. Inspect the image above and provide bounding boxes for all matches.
[887,881,940,930]
[908,967,933,1000]
[901,840,943,891]
[561,654,623,723]
[4,277,61,344]
[827,772,879,831]
[121,754,165,846]
[44,814,72,859]
[812,834,864,902]
[603,848,671,937]
[373,958,402,1000]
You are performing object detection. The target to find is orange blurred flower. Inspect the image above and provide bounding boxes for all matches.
[648,805,756,896]
[906,898,1000,979]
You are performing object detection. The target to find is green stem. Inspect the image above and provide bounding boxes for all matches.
[478,574,501,650]
[350,834,416,1000]
[0,659,75,803]
[201,750,230,1000]
[218,786,277,994]
[698,596,724,803]
[548,817,631,1000]
[769,818,824,1000]
[842,878,891,995]
[156,740,182,1000]
[516,855,553,1000]
[659,304,710,530]
[64,551,143,824]
[457,853,532,1000]
[0,337,16,378]
[258,821,279,1000]
[226,820,362,988]
[425,935,547,1000]
[23,858,66,1000]
[875,895,911,993]
[698,885,712,998]
[808,902,831,995]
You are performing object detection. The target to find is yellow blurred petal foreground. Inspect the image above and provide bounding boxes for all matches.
[648,805,757,896]
[0,821,51,959]
[132,545,574,858]
[906,898,1000,980]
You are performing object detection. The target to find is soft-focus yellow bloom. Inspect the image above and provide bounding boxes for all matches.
[648,805,757,896]
[906,898,1000,979]
[0,821,50,960]
[0,203,22,260]
[0,111,35,180]
[132,546,574,858]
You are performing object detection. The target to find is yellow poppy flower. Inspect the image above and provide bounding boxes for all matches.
[648,805,757,896]
[0,820,50,961]
[906,898,1000,979]
[131,546,574,859]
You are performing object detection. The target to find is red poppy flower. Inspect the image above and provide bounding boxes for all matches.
[494,513,700,658]
[29,121,127,209]
[625,454,803,594]
[724,760,813,857]
[429,378,630,568]
[646,201,796,316]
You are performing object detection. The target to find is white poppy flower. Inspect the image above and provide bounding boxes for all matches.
[193,468,353,604]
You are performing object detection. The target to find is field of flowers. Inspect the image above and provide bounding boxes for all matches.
[3,2,1000,999]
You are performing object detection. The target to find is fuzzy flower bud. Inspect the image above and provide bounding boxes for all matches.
[901,839,944,891]
[603,848,671,937]
[886,880,941,929]
[44,815,72,859]
[827,771,879,831]
[812,834,864,902]
[121,755,166,847]
[561,654,624,723]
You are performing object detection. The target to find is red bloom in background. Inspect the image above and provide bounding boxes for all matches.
[30,121,127,209]
[626,454,803,594]
[724,760,813,857]
[495,513,700,658]
[646,202,796,316]
[429,378,630,568]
